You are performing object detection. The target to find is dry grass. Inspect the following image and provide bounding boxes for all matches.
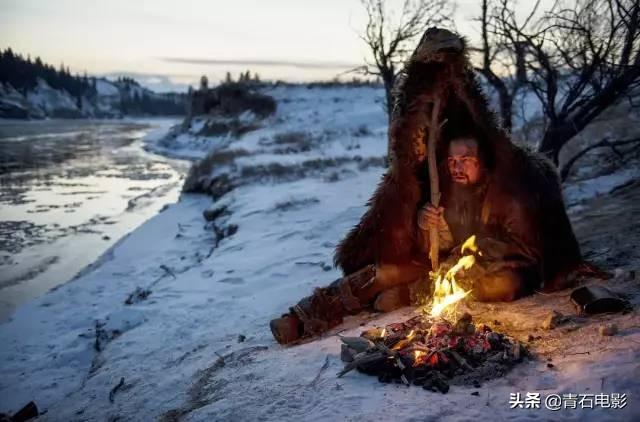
[183,149,249,193]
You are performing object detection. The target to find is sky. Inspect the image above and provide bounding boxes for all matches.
[0,0,550,92]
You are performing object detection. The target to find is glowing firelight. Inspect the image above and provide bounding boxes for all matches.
[428,235,478,318]
[460,235,477,254]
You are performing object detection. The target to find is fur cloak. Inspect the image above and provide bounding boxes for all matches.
[333,28,582,291]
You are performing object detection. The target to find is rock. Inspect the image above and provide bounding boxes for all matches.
[237,334,246,343]
[471,391,480,396]
[542,310,565,330]
[203,206,228,222]
[486,332,502,349]
[452,313,474,336]
[340,336,374,353]
[599,324,618,336]
[458,312,473,324]
[340,344,356,362]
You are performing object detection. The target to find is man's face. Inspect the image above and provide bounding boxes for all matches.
[447,138,481,185]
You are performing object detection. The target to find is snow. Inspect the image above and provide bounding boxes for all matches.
[564,167,640,206]
[26,79,80,114]
[155,85,386,162]
[1,85,639,421]
[95,79,119,97]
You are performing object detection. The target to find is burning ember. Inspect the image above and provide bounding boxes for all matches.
[338,237,525,392]
[339,313,526,392]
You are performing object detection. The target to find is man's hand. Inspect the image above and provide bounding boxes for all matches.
[417,204,454,250]
[417,204,444,230]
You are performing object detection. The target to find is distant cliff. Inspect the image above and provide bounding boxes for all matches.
[0,48,186,119]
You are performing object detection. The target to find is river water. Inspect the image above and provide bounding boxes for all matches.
[0,119,188,322]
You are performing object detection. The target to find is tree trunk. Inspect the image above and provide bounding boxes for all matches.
[538,123,578,166]
[382,70,396,164]
[498,89,513,133]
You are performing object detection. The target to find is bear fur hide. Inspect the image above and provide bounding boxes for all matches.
[333,28,582,291]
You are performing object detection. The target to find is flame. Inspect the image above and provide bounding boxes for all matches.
[406,330,415,340]
[460,234,477,254]
[413,349,427,366]
[429,235,477,318]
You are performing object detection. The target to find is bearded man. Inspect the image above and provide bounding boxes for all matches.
[270,28,585,345]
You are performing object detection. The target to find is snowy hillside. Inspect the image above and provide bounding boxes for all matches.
[0,77,185,119]
[1,85,639,421]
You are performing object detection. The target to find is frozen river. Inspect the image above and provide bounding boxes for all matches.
[0,118,188,322]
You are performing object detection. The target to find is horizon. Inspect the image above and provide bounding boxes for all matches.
[0,0,553,93]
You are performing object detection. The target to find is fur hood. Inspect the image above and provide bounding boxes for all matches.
[334,28,581,286]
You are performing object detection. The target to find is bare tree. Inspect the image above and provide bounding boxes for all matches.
[357,0,455,122]
[559,135,640,181]
[487,0,640,164]
[472,0,535,132]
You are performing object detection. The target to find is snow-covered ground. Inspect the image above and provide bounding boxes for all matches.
[1,85,638,421]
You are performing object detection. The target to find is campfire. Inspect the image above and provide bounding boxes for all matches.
[338,236,526,393]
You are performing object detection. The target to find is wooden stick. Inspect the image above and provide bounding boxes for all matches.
[427,97,442,270]
[449,349,473,370]
[336,351,385,378]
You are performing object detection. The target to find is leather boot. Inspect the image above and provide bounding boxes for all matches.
[270,265,376,345]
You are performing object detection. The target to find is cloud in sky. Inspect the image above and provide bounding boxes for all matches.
[1,0,556,92]
[160,57,363,70]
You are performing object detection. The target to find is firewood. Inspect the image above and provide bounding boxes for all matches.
[346,313,527,391]
[337,352,386,378]
[448,350,473,371]
[339,336,374,353]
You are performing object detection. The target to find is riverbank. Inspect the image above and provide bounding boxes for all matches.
[0,118,188,322]
[1,85,639,421]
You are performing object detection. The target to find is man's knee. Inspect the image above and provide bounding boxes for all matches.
[376,262,426,288]
[473,270,526,302]
[358,262,426,305]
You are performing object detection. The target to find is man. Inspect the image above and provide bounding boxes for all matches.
[417,135,542,302]
[270,27,583,345]
[271,134,546,345]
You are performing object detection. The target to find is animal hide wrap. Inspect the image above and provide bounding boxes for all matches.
[333,28,582,291]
